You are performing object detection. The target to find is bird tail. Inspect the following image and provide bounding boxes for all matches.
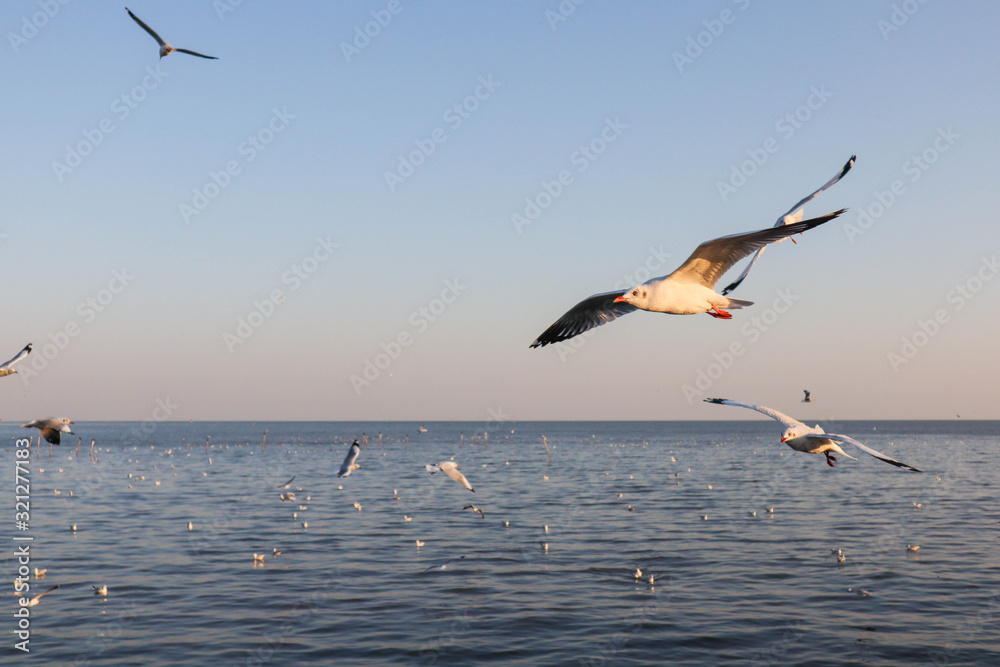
[722,297,753,310]
[425,464,441,473]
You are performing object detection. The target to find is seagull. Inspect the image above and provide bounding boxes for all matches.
[33,568,46,579]
[253,553,265,564]
[634,568,643,580]
[462,504,486,519]
[126,8,219,60]
[272,548,283,557]
[26,585,59,607]
[279,492,296,501]
[353,502,362,511]
[530,210,844,347]
[426,461,475,492]
[722,155,855,295]
[703,398,921,471]
[0,343,31,377]
[404,515,413,522]
[337,440,361,478]
[907,544,921,552]
[847,587,872,597]
[276,476,296,488]
[22,418,74,445]
[415,540,425,548]
[93,585,108,597]
[802,390,814,403]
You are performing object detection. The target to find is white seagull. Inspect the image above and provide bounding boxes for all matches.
[530,210,844,347]
[802,390,814,403]
[704,399,921,471]
[93,585,108,597]
[722,155,855,295]
[126,7,219,60]
[426,461,475,492]
[22,418,74,445]
[337,440,361,478]
[0,343,31,377]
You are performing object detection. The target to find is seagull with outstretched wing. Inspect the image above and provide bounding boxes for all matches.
[22,418,74,445]
[530,210,844,348]
[703,398,920,471]
[722,155,855,295]
[426,461,475,492]
[0,343,32,377]
[126,7,219,60]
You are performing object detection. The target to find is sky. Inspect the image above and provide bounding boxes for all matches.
[2,1,998,422]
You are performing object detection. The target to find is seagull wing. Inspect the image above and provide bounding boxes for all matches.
[175,48,219,60]
[126,8,166,46]
[29,585,59,606]
[276,475,296,488]
[0,343,31,370]
[703,398,806,430]
[668,210,845,289]
[39,427,62,446]
[530,290,637,348]
[338,442,360,477]
[777,155,856,224]
[722,156,855,295]
[823,433,922,472]
[439,462,474,492]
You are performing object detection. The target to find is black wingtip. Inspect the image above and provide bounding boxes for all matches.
[843,155,857,174]
[703,398,727,404]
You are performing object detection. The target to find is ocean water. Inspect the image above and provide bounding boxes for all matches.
[5,420,999,666]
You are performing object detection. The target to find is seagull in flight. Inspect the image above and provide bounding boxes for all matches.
[426,461,475,492]
[462,504,486,519]
[722,155,855,295]
[276,476,296,488]
[26,585,59,607]
[0,343,31,377]
[703,398,921,471]
[337,440,361,478]
[22,418,74,445]
[802,390,814,403]
[126,8,219,60]
[530,211,844,347]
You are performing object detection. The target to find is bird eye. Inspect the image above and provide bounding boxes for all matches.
[632,289,638,296]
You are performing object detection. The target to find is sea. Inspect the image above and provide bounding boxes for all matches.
[4,420,999,666]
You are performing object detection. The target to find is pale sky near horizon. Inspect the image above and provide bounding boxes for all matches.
[2,1,998,422]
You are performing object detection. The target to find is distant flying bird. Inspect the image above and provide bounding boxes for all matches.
[93,585,108,597]
[126,7,219,60]
[722,155,855,295]
[22,418,74,445]
[426,461,475,492]
[802,390,814,403]
[338,440,361,478]
[462,504,485,519]
[276,476,296,488]
[27,585,59,607]
[0,343,31,377]
[704,398,921,471]
[279,492,296,502]
[530,211,844,347]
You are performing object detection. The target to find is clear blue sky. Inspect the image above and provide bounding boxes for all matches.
[2,1,998,421]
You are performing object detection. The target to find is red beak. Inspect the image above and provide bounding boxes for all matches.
[613,295,628,303]
[780,436,787,442]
